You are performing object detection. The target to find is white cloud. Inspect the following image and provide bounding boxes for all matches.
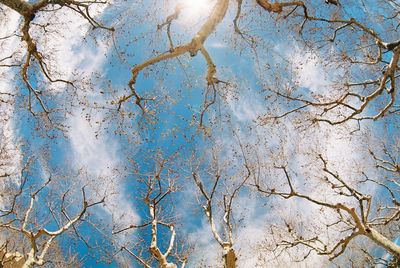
[187,45,375,265]
[0,0,138,244]
[290,49,334,93]
[209,41,227,49]
[29,3,140,230]
[188,219,222,267]
[69,113,139,229]
[0,8,23,208]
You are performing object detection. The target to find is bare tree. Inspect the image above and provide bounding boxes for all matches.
[1,0,400,267]
[253,152,400,263]
[190,137,254,268]
[0,164,104,267]
[0,0,114,130]
[110,0,400,127]
[1,1,398,125]
[113,153,189,268]
[1,0,398,127]
[253,1,400,126]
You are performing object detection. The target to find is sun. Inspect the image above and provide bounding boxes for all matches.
[183,0,210,12]
[176,0,213,24]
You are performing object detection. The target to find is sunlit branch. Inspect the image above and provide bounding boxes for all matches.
[1,0,112,122]
[257,13,400,125]
[255,158,400,260]
[120,155,187,268]
[158,3,183,50]
[191,142,251,268]
[256,0,307,16]
[119,0,229,116]
[0,180,104,268]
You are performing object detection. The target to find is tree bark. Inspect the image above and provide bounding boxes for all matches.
[223,246,236,268]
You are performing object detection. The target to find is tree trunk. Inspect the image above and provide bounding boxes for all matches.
[223,247,236,268]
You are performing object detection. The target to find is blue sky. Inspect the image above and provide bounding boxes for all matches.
[0,0,399,267]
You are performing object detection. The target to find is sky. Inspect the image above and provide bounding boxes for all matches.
[0,0,399,267]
